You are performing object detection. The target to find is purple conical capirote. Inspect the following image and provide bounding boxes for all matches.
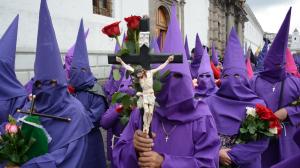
[69,19,96,90]
[64,29,89,78]
[223,27,246,73]
[261,7,291,82]
[211,41,218,66]
[71,19,90,69]
[192,33,203,64]
[190,33,203,78]
[0,15,27,100]
[156,4,202,123]
[157,31,162,51]
[198,47,213,75]
[255,39,269,72]
[184,35,191,60]
[34,0,66,84]
[150,37,160,53]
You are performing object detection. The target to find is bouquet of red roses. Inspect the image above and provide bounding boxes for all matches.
[236,104,282,144]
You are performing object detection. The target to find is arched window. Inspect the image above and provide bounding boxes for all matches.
[93,0,112,17]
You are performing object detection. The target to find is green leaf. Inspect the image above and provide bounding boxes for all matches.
[113,69,121,81]
[111,92,127,104]
[120,116,129,125]
[248,125,256,134]
[240,128,248,133]
[153,80,162,92]
[117,48,130,57]
[160,70,170,80]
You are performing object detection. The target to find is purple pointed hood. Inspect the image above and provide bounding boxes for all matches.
[157,32,162,51]
[69,19,96,90]
[0,15,27,100]
[150,37,160,53]
[32,0,93,150]
[184,35,191,60]
[222,28,246,74]
[255,39,269,72]
[204,27,265,135]
[260,8,291,83]
[156,5,207,123]
[211,41,219,66]
[64,29,89,79]
[195,48,218,98]
[217,27,257,100]
[34,0,66,84]
[190,33,203,78]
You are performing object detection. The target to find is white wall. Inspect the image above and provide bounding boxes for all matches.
[244,16,264,53]
[184,0,209,50]
[0,0,148,83]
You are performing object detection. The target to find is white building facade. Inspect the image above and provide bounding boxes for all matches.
[0,0,149,84]
[0,0,260,84]
[244,4,264,54]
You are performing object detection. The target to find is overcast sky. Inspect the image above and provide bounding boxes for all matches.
[247,0,300,33]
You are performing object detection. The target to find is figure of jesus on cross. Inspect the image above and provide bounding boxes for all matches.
[116,55,174,134]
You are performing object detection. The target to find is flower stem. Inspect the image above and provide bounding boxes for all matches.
[115,36,121,50]
[134,31,140,54]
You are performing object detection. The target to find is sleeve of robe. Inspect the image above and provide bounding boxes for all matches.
[112,109,140,168]
[285,77,300,126]
[100,104,120,130]
[227,138,269,166]
[85,94,108,125]
[21,136,87,168]
[161,115,220,168]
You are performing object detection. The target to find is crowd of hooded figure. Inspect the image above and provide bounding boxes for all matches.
[0,0,299,168]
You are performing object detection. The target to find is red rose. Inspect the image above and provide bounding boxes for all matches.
[255,104,274,120]
[269,120,282,135]
[102,21,121,37]
[115,104,123,113]
[124,16,141,30]
[67,85,75,94]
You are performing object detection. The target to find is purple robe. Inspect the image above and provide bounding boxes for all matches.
[22,1,93,167]
[101,77,135,168]
[204,28,269,168]
[68,19,108,168]
[250,74,300,167]
[0,15,27,123]
[73,90,107,168]
[271,130,300,168]
[250,8,300,167]
[113,104,220,168]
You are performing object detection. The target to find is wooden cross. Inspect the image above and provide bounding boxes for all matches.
[17,95,71,122]
[107,17,183,70]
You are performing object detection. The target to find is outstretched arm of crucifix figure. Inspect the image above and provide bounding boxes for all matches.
[150,55,174,74]
[116,57,135,73]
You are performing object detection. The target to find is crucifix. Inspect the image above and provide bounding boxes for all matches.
[107,17,183,135]
[17,95,71,122]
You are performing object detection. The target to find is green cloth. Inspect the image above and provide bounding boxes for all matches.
[20,116,48,160]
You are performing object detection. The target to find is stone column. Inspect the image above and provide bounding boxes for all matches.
[226,5,235,38]
[180,0,185,36]
[237,20,243,42]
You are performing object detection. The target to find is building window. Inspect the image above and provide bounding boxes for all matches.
[93,0,112,17]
